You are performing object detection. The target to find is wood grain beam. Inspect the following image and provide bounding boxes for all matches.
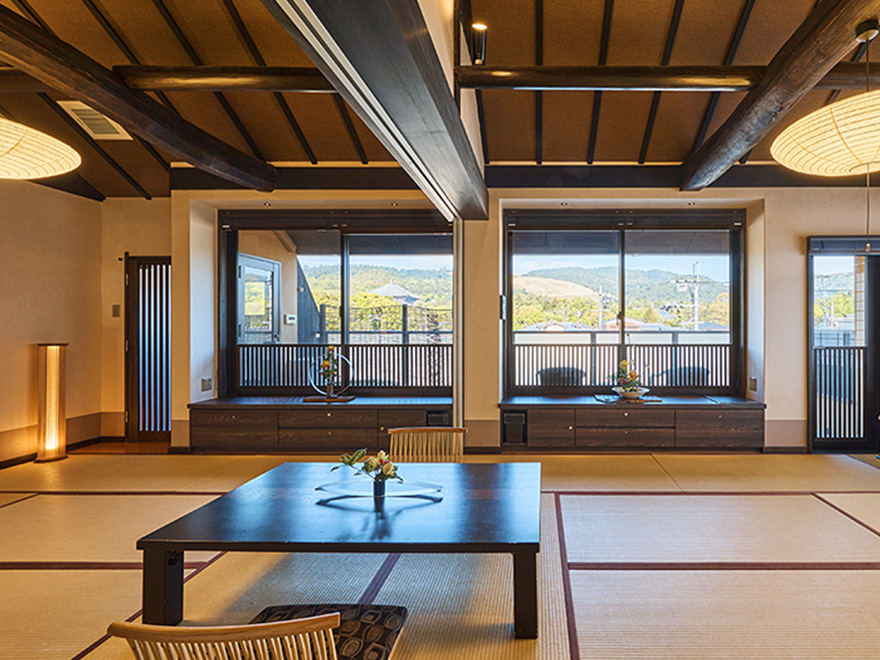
[258,0,487,221]
[0,6,275,191]
[7,62,880,94]
[680,0,880,191]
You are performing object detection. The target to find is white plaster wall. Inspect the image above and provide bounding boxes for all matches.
[0,181,102,461]
[99,198,172,435]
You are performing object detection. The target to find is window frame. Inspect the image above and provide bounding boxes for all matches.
[503,209,746,397]
[218,210,452,397]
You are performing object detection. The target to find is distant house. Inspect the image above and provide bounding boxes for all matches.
[370,282,420,306]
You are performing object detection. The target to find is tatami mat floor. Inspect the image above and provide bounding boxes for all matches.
[3,452,880,659]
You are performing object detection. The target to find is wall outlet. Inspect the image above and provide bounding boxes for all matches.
[201,377,213,392]
[749,377,758,391]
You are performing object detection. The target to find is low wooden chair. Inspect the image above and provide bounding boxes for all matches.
[107,612,339,660]
[387,426,467,462]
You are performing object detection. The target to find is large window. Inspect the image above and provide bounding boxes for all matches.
[506,210,743,395]
[221,211,453,395]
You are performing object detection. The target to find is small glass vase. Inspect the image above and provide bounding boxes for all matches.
[373,479,386,498]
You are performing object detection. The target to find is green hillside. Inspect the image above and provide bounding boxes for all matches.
[302,264,453,308]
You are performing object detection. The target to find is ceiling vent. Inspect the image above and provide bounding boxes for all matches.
[57,101,132,140]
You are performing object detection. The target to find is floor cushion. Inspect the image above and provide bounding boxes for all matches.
[251,603,407,660]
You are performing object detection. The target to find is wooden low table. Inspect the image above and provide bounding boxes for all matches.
[138,462,542,638]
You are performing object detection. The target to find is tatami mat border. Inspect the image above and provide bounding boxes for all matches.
[0,493,37,509]
[545,490,880,495]
[567,561,880,570]
[0,490,228,496]
[0,561,212,571]
[69,551,229,660]
[812,493,880,537]
[554,492,581,660]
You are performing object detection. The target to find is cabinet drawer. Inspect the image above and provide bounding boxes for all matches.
[378,409,427,432]
[278,428,379,451]
[577,408,674,428]
[577,427,675,449]
[527,409,575,447]
[190,409,277,450]
[278,408,378,429]
[675,410,764,448]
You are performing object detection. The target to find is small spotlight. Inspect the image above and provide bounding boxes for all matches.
[560,201,569,207]
[391,202,398,206]
[471,23,487,65]
[263,202,271,207]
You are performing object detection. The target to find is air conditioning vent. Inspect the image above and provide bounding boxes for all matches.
[57,101,132,140]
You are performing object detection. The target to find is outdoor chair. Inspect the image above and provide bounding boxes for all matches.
[537,366,586,386]
[387,426,466,462]
[108,612,340,660]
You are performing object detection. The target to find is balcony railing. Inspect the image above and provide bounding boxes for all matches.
[513,331,730,389]
[238,342,452,391]
[813,346,865,440]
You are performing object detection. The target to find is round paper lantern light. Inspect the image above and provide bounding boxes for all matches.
[0,117,81,179]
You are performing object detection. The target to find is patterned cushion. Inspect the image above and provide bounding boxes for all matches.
[251,603,407,660]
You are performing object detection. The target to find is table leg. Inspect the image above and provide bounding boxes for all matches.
[142,549,184,625]
[513,551,538,638]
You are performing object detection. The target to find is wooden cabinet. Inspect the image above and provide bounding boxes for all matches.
[675,409,764,448]
[527,409,575,447]
[505,396,764,451]
[190,409,278,451]
[189,398,452,453]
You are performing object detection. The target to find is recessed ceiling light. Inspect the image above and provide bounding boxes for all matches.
[391,202,398,206]
[263,202,271,207]
[560,202,569,207]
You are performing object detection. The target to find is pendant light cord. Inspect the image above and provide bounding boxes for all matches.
[867,39,872,252]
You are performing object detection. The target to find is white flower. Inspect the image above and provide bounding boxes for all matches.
[381,462,396,477]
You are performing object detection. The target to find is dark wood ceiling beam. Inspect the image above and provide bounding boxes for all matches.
[8,62,880,94]
[218,0,318,164]
[681,0,880,191]
[258,0,487,221]
[147,0,265,161]
[587,0,614,165]
[0,6,276,191]
[639,0,685,165]
[455,62,880,91]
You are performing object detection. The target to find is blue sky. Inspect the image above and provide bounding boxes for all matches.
[513,255,731,283]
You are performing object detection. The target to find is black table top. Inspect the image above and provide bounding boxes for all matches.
[138,462,541,554]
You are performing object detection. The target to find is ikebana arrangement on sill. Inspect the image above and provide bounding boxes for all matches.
[332,449,402,499]
[304,346,355,403]
[612,360,649,399]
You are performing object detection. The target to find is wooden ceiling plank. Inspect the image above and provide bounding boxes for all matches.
[0,5,276,191]
[691,0,756,153]
[639,0,685,165]
[680,0,880,191]
[218,0,318,163]
[258,0,487,220]
[147,0,265,160]
[39,93,152,199]
[587,0,614,164]
[535,0,543,165]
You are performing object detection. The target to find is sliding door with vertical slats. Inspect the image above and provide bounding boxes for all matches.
[125,256,171,442]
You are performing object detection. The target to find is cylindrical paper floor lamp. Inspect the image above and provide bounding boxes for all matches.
[36,343,68,462]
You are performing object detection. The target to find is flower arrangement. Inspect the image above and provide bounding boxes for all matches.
[333,449,402,483]
[615,360,642,392]
[319,346,339,397]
